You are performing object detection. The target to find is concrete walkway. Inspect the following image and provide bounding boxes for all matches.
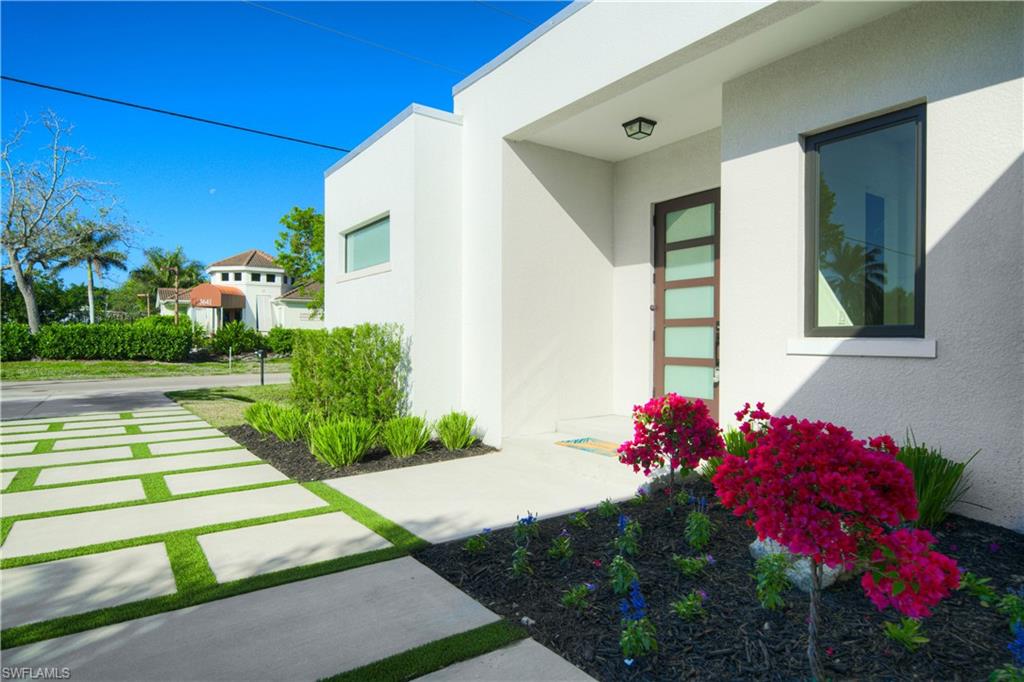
[3,558,499,681]
[0,373,290,420]
[327,432,644,543]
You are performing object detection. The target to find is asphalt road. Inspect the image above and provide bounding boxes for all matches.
[0,373,290,421]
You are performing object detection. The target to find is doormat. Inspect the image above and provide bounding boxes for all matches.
[555,437,621,458]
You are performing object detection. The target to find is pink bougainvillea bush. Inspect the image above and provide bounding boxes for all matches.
[712,402,960,679]
[617,393,725,476]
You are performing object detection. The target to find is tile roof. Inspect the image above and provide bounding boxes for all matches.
[208,249,280,269]
[277,280,323,301]
[157,287,192,302]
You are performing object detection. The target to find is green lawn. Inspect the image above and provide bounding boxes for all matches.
[167,384,294,427]
[0,358,291,383]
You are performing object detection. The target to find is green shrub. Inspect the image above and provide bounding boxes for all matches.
[269,405,308,441]
[724,427,755,457]
[291,324,408,423]
[266,326,294,355]
[308,416,378,467]
[210,321,265,356]
[436,411,476,450]
[754,553,791,610]
[1,322,35,361]
[35,322,192,362]
[381,415,431,458]
[883,618,929,651]
[897,433,976,528]
[244,402,277,435]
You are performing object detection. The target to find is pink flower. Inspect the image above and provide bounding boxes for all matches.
[618,394,725,475]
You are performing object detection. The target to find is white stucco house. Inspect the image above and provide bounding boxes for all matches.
[157,249,322,333]
[323,2,1023,531]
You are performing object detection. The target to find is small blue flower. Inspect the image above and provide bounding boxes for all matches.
[584,582,597,592]
[617,514,629,535]
[705,554,716,566]
[623,658,634,667]
[559,528,571,538]
[482,528,492,534]
[1010,622,1024,666]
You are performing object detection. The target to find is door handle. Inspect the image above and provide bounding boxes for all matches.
[649,304,657,311]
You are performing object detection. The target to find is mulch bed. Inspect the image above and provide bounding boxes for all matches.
[222,424,495,481]
[415,478,1023,681]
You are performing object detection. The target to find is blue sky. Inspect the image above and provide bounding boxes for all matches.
[1,0,566,286]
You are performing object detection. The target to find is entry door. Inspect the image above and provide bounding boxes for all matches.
[653,189,720,418]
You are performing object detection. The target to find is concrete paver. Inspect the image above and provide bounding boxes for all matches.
[0,423,50,435]
[148,436,236,455]
[1,484,329,558]
[2,471,16,489]
[164,464,289,495]
[0,544,176,629]
[52,428,222,451]
[1,446,134,470]
[0,479,146,516]
[326,433,643,543]
[1,426,126,443]
[2,557,498,681]
[137,419,206,433]
[417,639,596,681]
[35,450,261,485]
[1,442,36,455]
[199,512,392,582]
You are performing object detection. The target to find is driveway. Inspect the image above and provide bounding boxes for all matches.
[0,374,290,420]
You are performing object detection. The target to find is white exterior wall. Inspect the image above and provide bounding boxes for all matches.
[501,141,614,436]
[719,2,1023,530]
[454,1,771,443]
[324,111,462,422]
[271,301,322,330]
[610,129,722,415]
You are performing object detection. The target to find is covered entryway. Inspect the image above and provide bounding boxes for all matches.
[654,189,720,417]
[189,283,245,335]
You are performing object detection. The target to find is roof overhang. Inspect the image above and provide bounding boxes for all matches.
[509,1,910,162]
[189,283,245,309]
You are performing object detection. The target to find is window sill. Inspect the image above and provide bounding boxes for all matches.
[335,262,391,284]
[786,337,936,359]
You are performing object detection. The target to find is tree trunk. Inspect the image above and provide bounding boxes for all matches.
[807,560,826,681]
[86,259,96,324]
[5,245,41,334]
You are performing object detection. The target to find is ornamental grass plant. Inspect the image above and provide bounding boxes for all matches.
[896,432,976,528]
[381,415,432,458]
[308,416,378,467]
[436,411,476,450]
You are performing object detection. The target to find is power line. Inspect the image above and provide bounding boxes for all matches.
[241,1,468,76]
[472,0,538,26]
[1,75,351,152]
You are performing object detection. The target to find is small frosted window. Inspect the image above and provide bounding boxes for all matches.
[345,217,390,272]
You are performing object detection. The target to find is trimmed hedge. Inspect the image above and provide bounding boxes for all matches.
[292,323,408,423]
[35,322,193,362]
[1,322,35,361]
[266,326,294,355]
[210,321,266,356]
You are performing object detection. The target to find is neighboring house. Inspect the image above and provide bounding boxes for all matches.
[322,3,1023,530]
[158,249,322,332]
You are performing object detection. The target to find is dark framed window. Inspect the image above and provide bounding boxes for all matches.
[805,104,925,338]
[251,273,261,282]
[233,272,241,281]
[220,273,228,281]
[266,274,276,283]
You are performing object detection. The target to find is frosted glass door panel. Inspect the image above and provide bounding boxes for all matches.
[666,245,714,281]
[665,286,714,319]
[665,365,714,400]
[666,204,714,242]
[665,327,714,359]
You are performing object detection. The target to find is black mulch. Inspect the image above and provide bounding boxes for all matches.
[415,479,1024,681]
[221,424,495,481]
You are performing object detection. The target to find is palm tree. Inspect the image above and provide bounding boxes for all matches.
[61,221,128,324]
[129,246,205,308]
[823,242,887,325]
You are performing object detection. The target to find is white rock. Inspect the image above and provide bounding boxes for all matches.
[749,538,845,592]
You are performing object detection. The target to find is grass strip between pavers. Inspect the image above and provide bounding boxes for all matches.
[320,621,529,682]
[0,483,428,650]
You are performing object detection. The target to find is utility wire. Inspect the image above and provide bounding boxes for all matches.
[241,1,468,76]
[472,0,538,26]
[1,75,351,152]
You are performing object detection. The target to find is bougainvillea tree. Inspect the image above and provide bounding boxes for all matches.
[618,393,725,509]
[713,402,960,680]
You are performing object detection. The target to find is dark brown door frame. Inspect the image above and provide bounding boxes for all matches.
[653,188,721,419]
